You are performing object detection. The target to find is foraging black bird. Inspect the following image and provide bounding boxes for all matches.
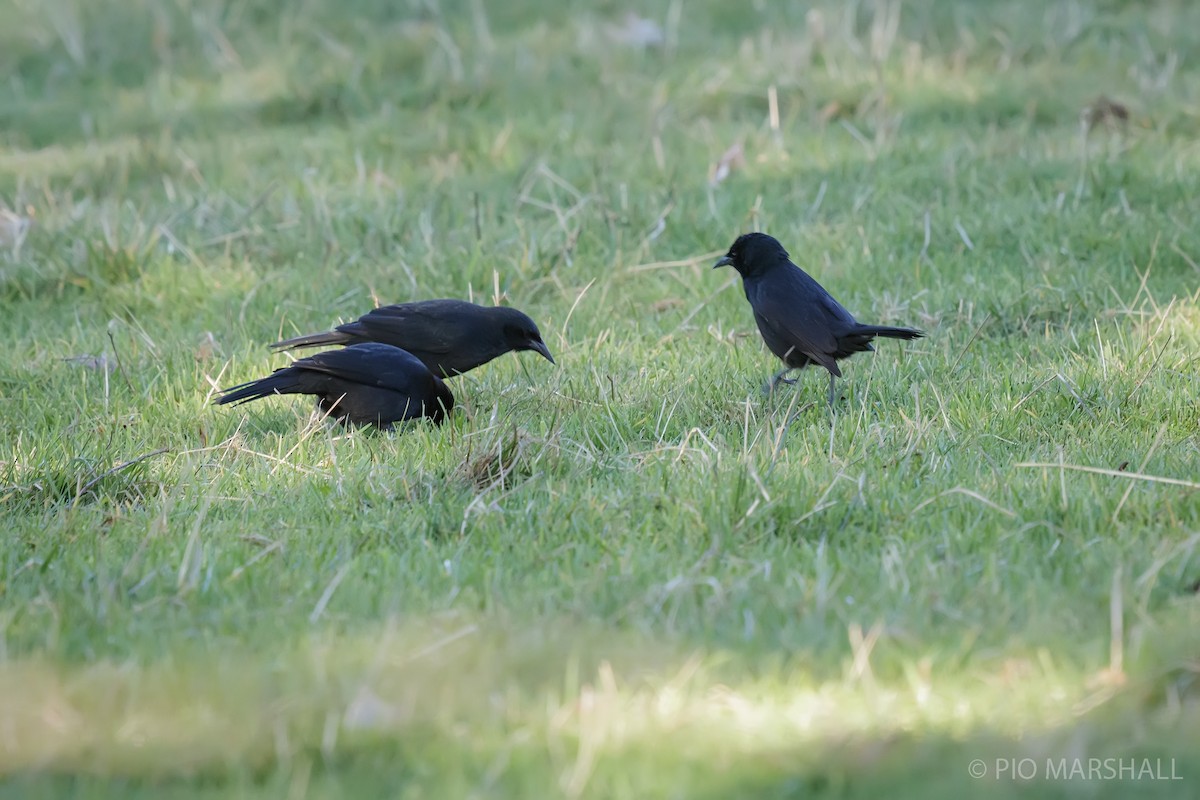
[215,342,454,429]
[270,299,554,378]
[715,232,924,408]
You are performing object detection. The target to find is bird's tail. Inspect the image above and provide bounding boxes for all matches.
[269,330,350,351]
[853,324,925,340]
[214,368,312,406]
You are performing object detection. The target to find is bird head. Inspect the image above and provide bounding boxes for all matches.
[713,232,790,277]
[494,307,555,365]
[428,375,456,424]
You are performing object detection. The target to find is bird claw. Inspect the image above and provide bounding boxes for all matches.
[762,370,798,395]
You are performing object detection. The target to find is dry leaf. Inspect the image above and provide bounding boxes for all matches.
[709,142,745,187]
[0,208,32,253]
[195,331,221,362]
[1081,96,1130,131]
[343,686,399,731]
[64,354,113,372]
[1085,666,1127,690]
[817,100,845,124]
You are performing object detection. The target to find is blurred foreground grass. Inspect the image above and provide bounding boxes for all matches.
[1,0,1199,797]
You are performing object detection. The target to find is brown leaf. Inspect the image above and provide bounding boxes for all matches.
[817,100,845,124]
[195,331,221,362]
[1081,96,1130,131]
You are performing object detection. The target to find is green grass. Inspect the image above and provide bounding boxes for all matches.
[2,0,1200,796]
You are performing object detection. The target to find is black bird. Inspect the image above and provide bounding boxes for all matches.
[715,232,924,408]
[215,342,454,429]
[270,299,554,378]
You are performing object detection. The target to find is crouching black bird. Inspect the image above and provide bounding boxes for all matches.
[270,299,554,378]
[215,342,454,429]
[715,232,924,408]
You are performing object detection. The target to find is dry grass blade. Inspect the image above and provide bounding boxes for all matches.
[626,249,726,273]
[910,487,1016,518]
[5,0,1200,795]
[72,448,170,506]
[1016,463,1200,490]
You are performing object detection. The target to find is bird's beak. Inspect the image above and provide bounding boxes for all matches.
[530,340,555,365]
[713,255,732,269]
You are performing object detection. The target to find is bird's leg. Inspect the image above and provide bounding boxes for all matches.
[763,367,797,395]
[827,373,837,410]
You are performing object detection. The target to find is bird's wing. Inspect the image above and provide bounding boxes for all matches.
[343,301,470,354]
[747,275,840,364]
[293,344,430,394]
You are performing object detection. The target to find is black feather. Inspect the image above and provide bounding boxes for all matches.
[271,299,554,378]
[216,343,454,429]
[715,232,925,406]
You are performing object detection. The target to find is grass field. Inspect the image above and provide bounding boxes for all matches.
[2,0,1200,797]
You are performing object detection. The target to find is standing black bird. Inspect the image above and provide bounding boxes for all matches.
[215,342,454,429]
[715,232,924,407]
[270,299,554,378]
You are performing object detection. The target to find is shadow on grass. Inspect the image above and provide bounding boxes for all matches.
[0,611,1196,799]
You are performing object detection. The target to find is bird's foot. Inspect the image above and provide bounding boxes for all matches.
[762,370,797,395]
